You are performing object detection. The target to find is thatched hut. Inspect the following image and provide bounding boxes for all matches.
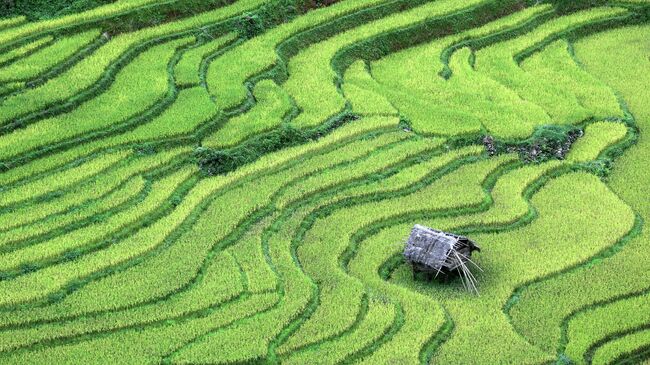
[403,224,481,292]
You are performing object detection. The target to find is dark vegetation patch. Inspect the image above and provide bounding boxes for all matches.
[483,125,583,163]
[0,0,114,21]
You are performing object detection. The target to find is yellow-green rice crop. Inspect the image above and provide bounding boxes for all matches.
[0,1,648,363]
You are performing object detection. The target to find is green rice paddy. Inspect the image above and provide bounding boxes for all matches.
[0,0,649,363]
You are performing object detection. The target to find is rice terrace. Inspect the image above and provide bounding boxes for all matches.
[0,0,649,363]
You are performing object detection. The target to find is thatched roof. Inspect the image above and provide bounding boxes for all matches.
[403,224,480,273]
[404,225,482,293]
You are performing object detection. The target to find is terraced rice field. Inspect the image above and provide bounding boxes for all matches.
[0,0,649,363]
